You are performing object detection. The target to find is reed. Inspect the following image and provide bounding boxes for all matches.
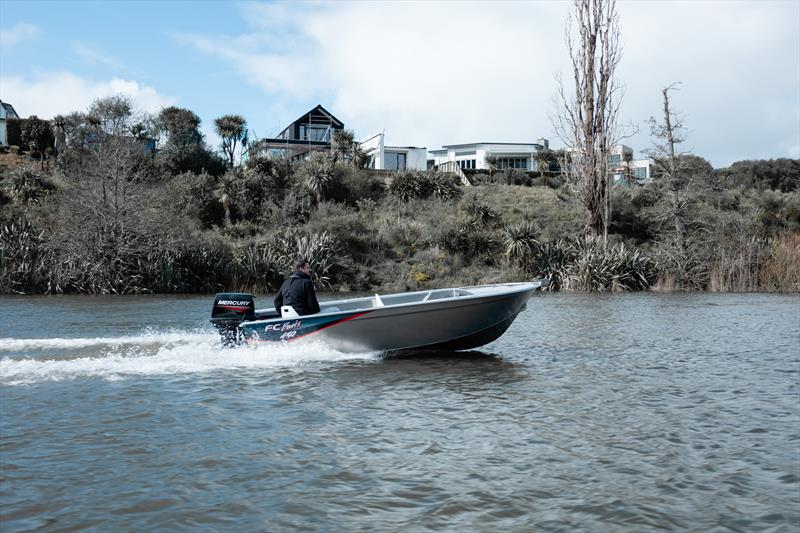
[760,234,800,292]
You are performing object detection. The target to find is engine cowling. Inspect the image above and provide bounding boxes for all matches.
[210,293,255,346]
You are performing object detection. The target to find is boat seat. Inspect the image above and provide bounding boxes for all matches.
[374,294,384,308]
[281,306,300,318]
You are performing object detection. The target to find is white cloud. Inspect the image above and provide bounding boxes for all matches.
[0,23,41,47]
[0,71,176,118]
[181,1,799,167]
[71,41,123,69]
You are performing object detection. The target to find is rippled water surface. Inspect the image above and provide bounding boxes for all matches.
[1,292,799,531]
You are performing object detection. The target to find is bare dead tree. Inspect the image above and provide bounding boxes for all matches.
[646,83,714,289]
[552,0,624,243]
[49,136,171,293]
[648,83,689,255]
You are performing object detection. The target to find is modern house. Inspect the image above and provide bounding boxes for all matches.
[0,99,20,146]
[253,105,345,161]
[428,140,551,172]
[608,144,653,184]
[359,133,427,171]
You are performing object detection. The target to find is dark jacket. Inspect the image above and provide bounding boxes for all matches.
[274,271,320,316]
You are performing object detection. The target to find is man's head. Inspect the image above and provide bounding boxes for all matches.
[295,257,311,275]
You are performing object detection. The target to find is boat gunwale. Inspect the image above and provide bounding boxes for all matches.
[243,281,538,327]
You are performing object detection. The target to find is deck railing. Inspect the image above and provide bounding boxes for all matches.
[436,161,471,186]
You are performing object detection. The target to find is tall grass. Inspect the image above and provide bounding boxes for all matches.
[709,233,800,292]
[760,234,800,292]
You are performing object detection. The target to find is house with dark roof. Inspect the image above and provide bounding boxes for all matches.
[252,104,345,161]
[0,100,20,146]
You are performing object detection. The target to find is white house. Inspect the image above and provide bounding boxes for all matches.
[428,139,550,172]
[0,100,20,146]
[609,144,653,184]
[359,132,427,171]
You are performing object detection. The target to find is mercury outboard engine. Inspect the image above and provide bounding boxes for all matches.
[211,293,255,346]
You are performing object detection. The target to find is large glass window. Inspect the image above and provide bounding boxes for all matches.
[458,159,475,170]
[300,124,331,141]
[385,152,407,171]
[495,157,528,170]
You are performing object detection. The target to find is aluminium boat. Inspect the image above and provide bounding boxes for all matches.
[210,281,540,352]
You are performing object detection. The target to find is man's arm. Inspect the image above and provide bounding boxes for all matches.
[306,281,320,314]
[274,282,284,310]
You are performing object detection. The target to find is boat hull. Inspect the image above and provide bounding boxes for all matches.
[238,282,537,353]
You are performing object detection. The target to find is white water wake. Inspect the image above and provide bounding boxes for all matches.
[0,330,379,386]
[0,330,213,351]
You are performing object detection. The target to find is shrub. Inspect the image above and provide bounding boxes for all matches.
[531,239,577,289]
[560,238,658,291]
[166,171,224,229]
[6,167,56,205]
[330,166,385,205]
[428,171,462,201]
[271,229,340,289]
[0,221,52,294]
[5,118,24,148]
[502,221,541,272]
[295,152,342,202]
[388,170,431,202]
[388,170,463,203]
[458,194,502,230]
[439,226,501,262]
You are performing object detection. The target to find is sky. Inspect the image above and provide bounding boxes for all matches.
[1,0,798,168]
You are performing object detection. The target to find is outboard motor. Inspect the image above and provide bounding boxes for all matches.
[211,293,255,346]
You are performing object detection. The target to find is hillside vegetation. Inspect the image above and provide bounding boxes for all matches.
[1,98,798,294]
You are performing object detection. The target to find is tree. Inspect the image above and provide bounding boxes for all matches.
[646,84,714,289]
[50,135,173,293]
[21,116,54,170]
[648,84,689,256]
[88,95,134,136]
[351,144,369,169]
[534,148,555,178]
[297,152,341,203]
[553,0,624,243]
[159,106,203,150]
[331,129,355,162]
[157,106,224,176]
[485,154,498,179]
[214,114,247,168]
[622,150,634,186]
[215,170,237,226]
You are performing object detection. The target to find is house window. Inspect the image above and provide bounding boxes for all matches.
[385,152,407,171]
[300,124,331,142]
[267,148,288,158]
[634,167,647,179]
[458,159,475,170]
[610,154,621,164]
[495,157,528,170]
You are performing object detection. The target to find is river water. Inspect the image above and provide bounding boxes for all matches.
[1,292,798,531]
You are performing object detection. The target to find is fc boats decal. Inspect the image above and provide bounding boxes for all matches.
[242,311,371,343]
